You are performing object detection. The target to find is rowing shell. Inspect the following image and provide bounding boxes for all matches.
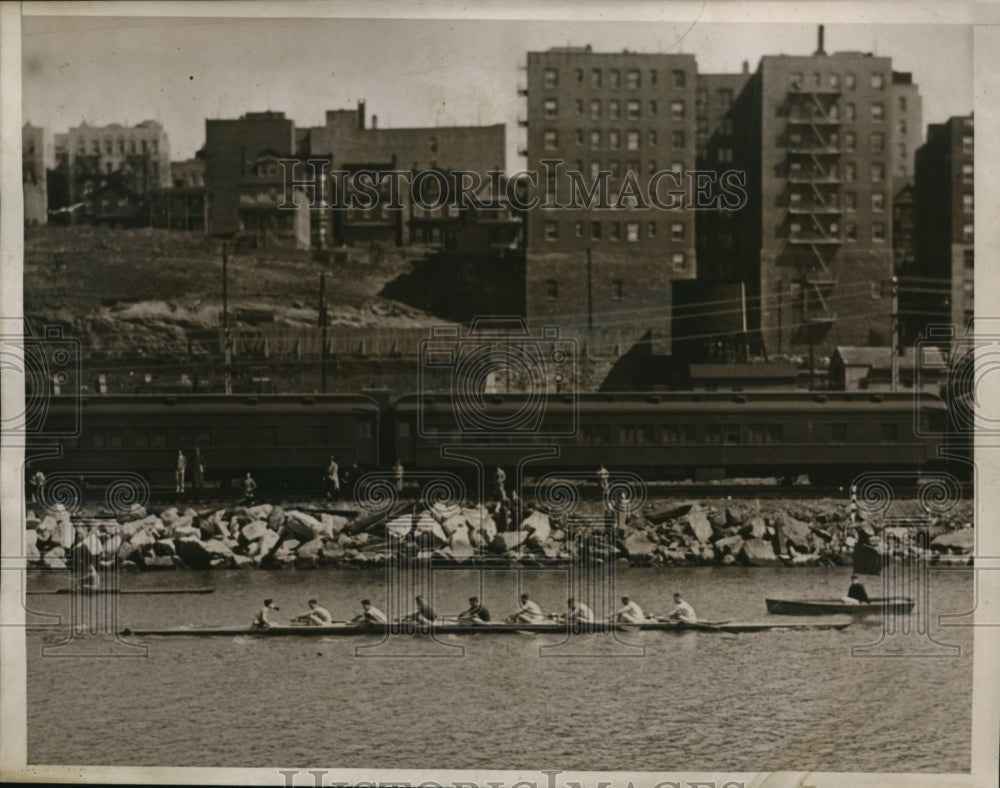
[27,587,216,595]
[120,618,854,637]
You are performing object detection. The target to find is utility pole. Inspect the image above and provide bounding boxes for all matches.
[223,242,232,395]
[319,272,328,393]
[890,275,899,392]
[777,281,783,357]
[587,247,593,331]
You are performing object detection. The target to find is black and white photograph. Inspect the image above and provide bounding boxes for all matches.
[2,2,999,786]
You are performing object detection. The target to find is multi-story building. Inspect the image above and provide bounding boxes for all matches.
[22,122,52,225]
[891,179,915,277]
[523,46,698,348]
[696,33,907,359]
[913,115,974,334]
[891,71,922,180]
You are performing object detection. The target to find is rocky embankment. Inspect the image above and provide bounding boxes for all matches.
[25,496,975,572]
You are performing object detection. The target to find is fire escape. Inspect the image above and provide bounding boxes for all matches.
[785,79,842,325]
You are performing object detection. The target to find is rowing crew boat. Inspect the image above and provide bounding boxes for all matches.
[765,597,914,615]
[120,618,853,637]
[27,587,216,596]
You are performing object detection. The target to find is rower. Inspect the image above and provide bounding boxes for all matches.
[79,563,100,591]
[294,599,333,626]
[456,596,491,624]
[615,595,645,623]
[399,594,436,624]
[566,597,595,623]
[509,593,546,624]
[664,592,696,623]
[846,574,870,604]
[352,599,387,624]
[252,598,279,630]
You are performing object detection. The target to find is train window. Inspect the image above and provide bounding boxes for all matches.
[724,426,740,444]
[308,427,326,446]
[397,420,411,439]
[747,424,766,443]
[617,426,646,444]
[134,431,149,448]
[584,425,611,444]
[767,424,783,443]
[151,431,167,448]
[661,425,679,443]
[179,430,194,446]
[705,425,723,444]
[196,429,212,446]
[918,412,932,433]
[89,432,105,448]
[680,425,696,443]
[830,423,847,443]
[880,423,898,443]
[357,421,373,439]
[259,427,277,447]
[106,430,123,448]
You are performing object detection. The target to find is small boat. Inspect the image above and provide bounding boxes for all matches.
[765,597,914,616]
[119,618,853,637]
[27,587,216,596]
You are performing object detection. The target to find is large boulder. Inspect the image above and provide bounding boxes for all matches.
[429,501,462,524]
[523,510,551,546]
[284,510,321,541]
[152,538,176,556]
[295,538,324,569]
[682,510,714,543]
[740,538,779,566]
[440,513,467,539]
[129,527,156,551]
[646,501,698,524]
[777,515,813,549]
[622,531,657,560]
[713,535,745,557]
[203,539,234,560]
[320,541,345,563]
[241,520,269,543]
[449,525,472,548]
[931,528,975,553]
[175,537,212,569]
[117,538,141,564]
[119,504,148,523]
[159,507,181,526]
[320,513,348,536]
[267,505,285,531]
[742,516,768,540]
[42,554,67,569]
[231,554,254,569]
[246,503,273,521]
[496,530,525,551]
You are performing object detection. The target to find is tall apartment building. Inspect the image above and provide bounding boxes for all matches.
[22,122,52,225]
[696,33,910,359]
[891,71,922,179]
[913,115,974,334]
[523,47,698,347]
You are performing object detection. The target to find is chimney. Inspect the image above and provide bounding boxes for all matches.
[815,25,826,56]
[742,59,749,74]
[372,114,378,130]
[358,100,366,130]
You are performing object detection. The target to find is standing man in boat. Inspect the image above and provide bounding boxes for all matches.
[252,598,279,630]
[455,596,491,624]
[664,592,697,623]
[294,599,333,626]
[615,595,646,623]
[846,574,870,604]
[509,593,547,624]
[565,597,595,623]
[353,599,388,624]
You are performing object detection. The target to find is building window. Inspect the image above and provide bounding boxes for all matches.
[590,130,601,148]
[670,100,685,121]
[649,100,658,116]
[789,192,802,207]
[961,134,974,154]
[650,69,658,85]
[845,192,856,211]
[872,192,884,212]
[649,130,658,147]
[790,221,802,238]
[965,249,974,268]
[871,162,884,183]
[898,142,907,159]
[574,129,584,146]
[648,221,657,238]
[671,131,685,149]
[544,68,558,89]
[612,279,623,299]
[609,222,621,241]
[718,89,734,109]
[962,163,974,183]
[845,104,856,121]
[544,130,558,149]
[647,160,657,175]
[871,103,884,122]
[608,130,620,150]
[544,99,558,119]
[672,69,685,88]
[574,221,583,238]
[610,160,621,177]
[845,162,856,182]
[963,192,974,213]
[590,99,602,119]
[575,99,584,116]
[871,73,885,90]
[626,160,639,177]
[872,221,886,242]
[845,72,856,90]
[575,68,584,85]
[546,280,558,299]
[590,161,601,180]
[626,131,640,150]
[790,72,803,89]
[845,132,856,151]
[591,221,601,240]
[829,73,840,88]
[898,95,907,112]
[671,221,685,241]
[871,132,885,152]
[544,221,559,241]
[671,160,684,173]
[672,252,686,272]
[104,138,113,153]
[609,99,621,119]
[621,222,636,242]
[627,69,640,89]
[963,222,974,242]
[626,99,641,119]
[609,69,620,89]
[897,119,907,136]
[846,222,857,241]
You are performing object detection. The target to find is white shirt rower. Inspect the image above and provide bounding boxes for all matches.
[354,599,387,624]
[665,593,697,623]
[512,594,546,623]
[566,598,595,623]
[616,596,645,623]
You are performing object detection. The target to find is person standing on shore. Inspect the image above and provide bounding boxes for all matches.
[393,459,404,493]
[192,448,205,493]
[243,472,257,505]
[597,463,610,492]
[494,466,507,503]
[175,450,187,493]
[325,455,341,500]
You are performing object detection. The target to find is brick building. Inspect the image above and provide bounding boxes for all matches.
[523,47,698,349]
[22,122,52,225]
[891,71,923,179]
[912,115,974,335]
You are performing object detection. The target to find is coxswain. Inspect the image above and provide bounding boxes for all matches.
[294,599,333,626]
[456,596,491,624]
[664,592,697,623]
[846,574,870,604]
[352,599,388,624]
[566,597,595,623]
[509,593,546,624]
[252,598,279,630]
[615,595,645,623]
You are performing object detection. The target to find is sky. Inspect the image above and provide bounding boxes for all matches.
[21,9,976,169]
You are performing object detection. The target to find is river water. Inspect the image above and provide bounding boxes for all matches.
[23,565,973,772]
